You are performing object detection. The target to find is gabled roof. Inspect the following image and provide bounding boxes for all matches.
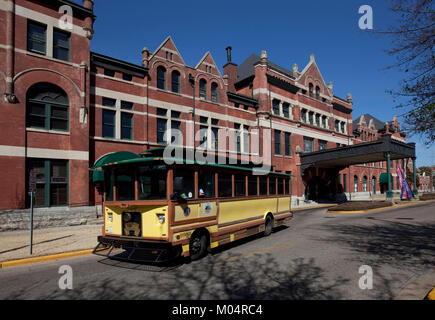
[296,55,332,97]
[149,36,186,65]
[237,54,295,83]
[195,51,222,77]
[353,114,385,131]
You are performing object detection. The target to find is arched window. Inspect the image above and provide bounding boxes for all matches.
[354,176,358,192]
[157,66,166,90]
[199,79,207,100]
[171,70,180,93]
[309,83,314,98]
[363,176,368,192]
[211,82,218,103]
[315,86,320,100]
[26,82,69,131]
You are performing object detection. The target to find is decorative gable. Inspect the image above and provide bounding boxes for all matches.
[297,54,332,97]
[195,51,221,77]
[150,36,185,66]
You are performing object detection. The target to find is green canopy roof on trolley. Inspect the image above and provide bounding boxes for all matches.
[90,147,293,179]
[91,151,140,182]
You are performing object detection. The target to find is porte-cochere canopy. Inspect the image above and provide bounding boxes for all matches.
[299,134,417,198]
[299,134,415,172]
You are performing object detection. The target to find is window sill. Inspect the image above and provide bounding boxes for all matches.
[300,93,330,104]
[101,74,135,85]
[26,127,70,135]
[25,50,77,67]
[92,136,145,145]
[272,114,293,122]
[156,88,182,97]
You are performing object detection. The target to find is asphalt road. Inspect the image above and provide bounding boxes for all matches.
[0,202,434,300]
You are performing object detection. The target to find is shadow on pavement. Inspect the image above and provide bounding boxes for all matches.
[5,254,348,300]
[315,220,435,269]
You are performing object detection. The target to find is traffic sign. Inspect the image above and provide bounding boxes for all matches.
[29,169,37,193]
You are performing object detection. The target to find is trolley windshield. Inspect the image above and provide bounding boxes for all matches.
[105,164,167,201]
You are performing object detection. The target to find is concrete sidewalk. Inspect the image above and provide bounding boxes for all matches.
[0,224,102,263]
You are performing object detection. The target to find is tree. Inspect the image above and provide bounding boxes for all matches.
[381,0,435,145]
[419,166,435,189]
[418,166,432,176]
[406,168,420,187]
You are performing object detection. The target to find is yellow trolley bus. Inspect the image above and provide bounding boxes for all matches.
[92,148,293,262]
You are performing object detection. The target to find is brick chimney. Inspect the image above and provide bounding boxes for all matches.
[142,47,150,67]
[82,0,94,39]
[223,46,238,93]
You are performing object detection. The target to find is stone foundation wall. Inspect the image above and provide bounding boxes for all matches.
[0,206,103,232]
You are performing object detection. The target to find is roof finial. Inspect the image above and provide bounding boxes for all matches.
[261,50,267,60]
[293,63,298,73]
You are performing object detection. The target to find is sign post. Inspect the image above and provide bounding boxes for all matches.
[29,170,37,255]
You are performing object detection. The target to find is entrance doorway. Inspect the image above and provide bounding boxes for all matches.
[306,176,329,202]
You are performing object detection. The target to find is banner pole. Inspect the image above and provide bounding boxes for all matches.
[29,191,34,255]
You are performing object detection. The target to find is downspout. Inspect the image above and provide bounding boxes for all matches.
[4,0,17,103]
[189,74,196,155]
[142,47,150,149]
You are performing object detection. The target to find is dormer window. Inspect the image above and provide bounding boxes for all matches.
[171,70,180,93]
[157,66,166,90]
[165,51,173,61]
[211,82,218,103]
[199,79,207,99]
[315,86,320,100]
[309,83,314,98]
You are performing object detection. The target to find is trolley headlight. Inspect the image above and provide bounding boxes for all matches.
[123,212,132,222]
[157,214,165,224]
[108,213,113,222]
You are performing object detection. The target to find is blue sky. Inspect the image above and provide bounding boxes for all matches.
[89,0,434,167]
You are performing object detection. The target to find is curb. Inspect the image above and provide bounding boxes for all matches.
[0,248,96,269]
[292,204,337,211]
[327,199,435,214]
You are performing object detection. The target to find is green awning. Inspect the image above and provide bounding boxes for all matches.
[91,151,140,169]
[91,151,140,182]
[379,173,393,184]
[92,170,104,182]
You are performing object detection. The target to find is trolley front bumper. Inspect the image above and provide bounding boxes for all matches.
[93,235,181,263]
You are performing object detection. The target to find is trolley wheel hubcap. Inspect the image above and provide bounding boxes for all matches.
[191,237,202,253]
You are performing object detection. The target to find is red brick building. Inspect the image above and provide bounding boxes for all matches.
[0,0,411,211]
